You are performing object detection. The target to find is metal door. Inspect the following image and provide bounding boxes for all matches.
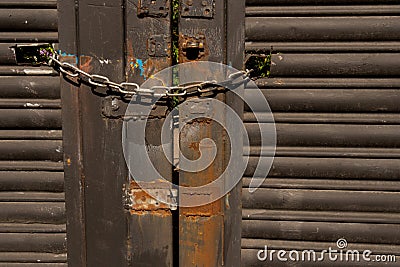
[59,0,245,266]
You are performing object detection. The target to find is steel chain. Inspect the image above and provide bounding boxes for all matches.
[48,54,252,98]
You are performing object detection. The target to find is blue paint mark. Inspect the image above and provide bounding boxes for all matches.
[135,59,145,79]
[58,50,79,65]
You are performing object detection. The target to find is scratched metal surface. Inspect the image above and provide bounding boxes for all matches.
[0,0,67,266]
[242,0,400,266]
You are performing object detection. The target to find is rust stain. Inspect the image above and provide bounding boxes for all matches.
[79,56,93,73]
[128,180,173,217]
[180,215,223,266]
[179,103,227,265]
[179,33,209,63]
[130,209,171,217]
[143,58,169,79]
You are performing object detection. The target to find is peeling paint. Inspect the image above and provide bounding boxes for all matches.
[58,50,79,65]
[23,69,54,75]
[24,103,41,108]
[135,59,145,78]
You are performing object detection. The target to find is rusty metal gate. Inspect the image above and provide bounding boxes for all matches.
[0,1,67,266]
[242,0,400,266]
[59,0,244,266]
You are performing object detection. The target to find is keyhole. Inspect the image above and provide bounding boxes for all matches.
[185,47,200,60]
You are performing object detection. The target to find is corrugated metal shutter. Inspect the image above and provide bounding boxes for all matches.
[243,0,400,266]
[0,1,67,266]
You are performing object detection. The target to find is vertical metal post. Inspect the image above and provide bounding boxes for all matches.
[58,1,86,266]
[125,1,174,266]
[60,0,128,266]
[177,0,245,266]
[225,0,246,265]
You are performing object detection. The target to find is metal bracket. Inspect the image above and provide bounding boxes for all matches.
[181,0,214,18]
[124,187,178,211]
[102,96,127,118]
[148,34,170,57]
[138,0,169,17]
[180,34,207,62]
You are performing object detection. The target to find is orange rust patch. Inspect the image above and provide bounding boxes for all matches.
[188,141,200,152]
[180,199,221,216]
[179,215,223,266]
[79,56,93,73]
[143,58,170,79]
[129,209,171,217]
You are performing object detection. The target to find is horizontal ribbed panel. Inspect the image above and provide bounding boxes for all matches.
[246,0,399,5]
[0,1,65,263]
[0,252,66,262]
[270,54,400,77]
[0,9,57,32]
[243,0,400,265]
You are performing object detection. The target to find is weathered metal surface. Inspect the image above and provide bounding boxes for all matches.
[0,202,65,223]
[270,53,400,77]
[247,157,400,180]
[178,0,244,266]
[0,171,64,191]
[71,0,127,266]
[179,34,208,62]
[0,0,66,264]
[138,0,169,17]
[246,0,399,5]
[148,34,170,57]
[243,0,400,265]
[181,0,214,18]
[126,0,174,265]
[246,5,400,16]
[246,17,400,42]
[0,9,57,31]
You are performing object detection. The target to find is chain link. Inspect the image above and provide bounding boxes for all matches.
[48,54,252,98]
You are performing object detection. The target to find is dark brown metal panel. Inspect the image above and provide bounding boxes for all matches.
[254,78,400,89]
[0,109,61,129]
[246,17,400,42]
[0,0,66,263]
[0,252,67,263]
[242,238,400,256]
[0,233,66,253]
[58,0,86,264]
[0,1,57,8]
[225,0,246,266]
[246,41,400,53]
[178,0,244,266]
[248,123,400,148]
[246,157,400,180]
[242,220,400,244]
[124,1,174,266]
[76,0,127,266]
[247,89,400,113]
[0,171,64,192]
[0,202,65,223]
[0,32,58,43]
[0,77,60,99]
[0,9,58,31]
[269,53,400,77]
[178,0,228,264]
[246,5,400,16]
[246,0,399,4]
[243,0,400,264]
[242,209,400,224]
[242,188,400,212]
